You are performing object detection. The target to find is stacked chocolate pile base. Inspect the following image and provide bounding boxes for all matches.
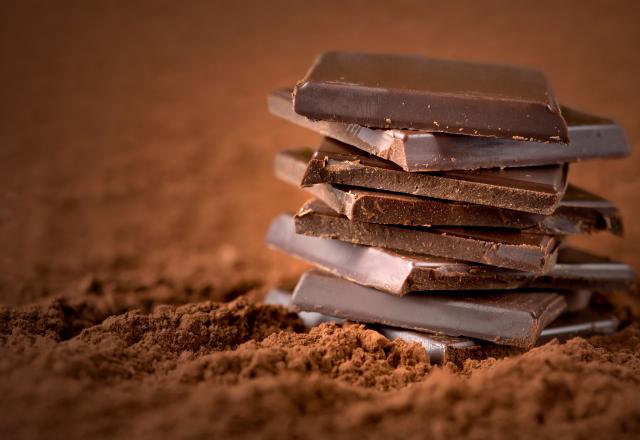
[264,52,636,364]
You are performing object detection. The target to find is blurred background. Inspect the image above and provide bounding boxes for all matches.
[1,0,638,305]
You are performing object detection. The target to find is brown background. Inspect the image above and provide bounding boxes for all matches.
[1,0,639,305]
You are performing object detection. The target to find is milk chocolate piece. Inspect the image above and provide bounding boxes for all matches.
[302,138,568,215]
[266,214,635,295]
[276,149,621,235]
[270,89,629,171]
[294,200,560,273]
[294,52,568,142]
[291,270,567,348]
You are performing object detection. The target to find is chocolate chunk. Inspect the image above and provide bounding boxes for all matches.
[294,200,561,273]
[266,214,635,295]
[301,138,568,215]
[293,52,568,142]
[276,149,621,235]
[291,270,567,348]
[270,89,629,171]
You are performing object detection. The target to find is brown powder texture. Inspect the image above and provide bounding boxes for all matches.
[2,294,640,440]
[174,322,430,390]
[0,297,304,381]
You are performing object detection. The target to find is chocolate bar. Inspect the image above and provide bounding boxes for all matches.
[301,139,568,215]
[270,89,629,171]
[266,214,635,295]
[294,200,560,273]
[293,52,568,142]
[291,270,567,348]
[276,149,621,235]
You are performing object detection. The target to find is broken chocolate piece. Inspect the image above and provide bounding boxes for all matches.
[270,89,629,171]
[291,270,567,348]
[266,214,635,295]
[294,200,561,273]
[301,138,568,215]
[293,52,568,142]
[276,149,621,235]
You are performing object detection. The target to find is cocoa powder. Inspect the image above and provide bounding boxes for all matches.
[1,294,640,439]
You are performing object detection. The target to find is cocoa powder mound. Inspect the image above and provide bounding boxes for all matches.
[174,322,430,390]
[0,297,304,381]
[1,296,640,439]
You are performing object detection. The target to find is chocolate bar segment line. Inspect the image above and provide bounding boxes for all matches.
[295,199,561,273]
[293,52,568,142]
[291,270,567,348]
[266,214,635,295]
[269,89,629,171]
[302,138,568,215]
[275,149,621,235]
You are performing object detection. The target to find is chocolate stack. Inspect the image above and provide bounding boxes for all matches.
[265,52,635,363]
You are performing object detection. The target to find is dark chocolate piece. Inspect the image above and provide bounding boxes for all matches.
[291,270,567,348]
[276,149,621,235]
[293,52,568,142]
[301,138,568,215]
[267,287,616,364]
[294,200,560,273]
[378,309,619,365]
[270,89,629,171]
[266,214,635,295]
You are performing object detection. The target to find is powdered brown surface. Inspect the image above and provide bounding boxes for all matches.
[1,1,640,438]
